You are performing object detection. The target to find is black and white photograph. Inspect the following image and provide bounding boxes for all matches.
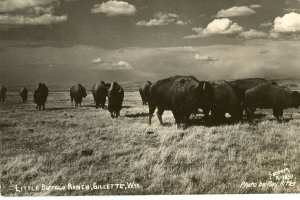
[0,0,300,197]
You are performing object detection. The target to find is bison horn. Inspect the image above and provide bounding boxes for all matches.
[118,88,122,93]
[202,82,206,90]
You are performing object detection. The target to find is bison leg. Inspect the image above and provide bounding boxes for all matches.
[110,111,115,118]
[245,106,256,124]
[273,108,283,122]
[100,101,105,109]
[157,107,164,125]
[190,109,198,120]
[101,98,106,109]
[203,108,210,122]
[71,97,74,106]
[42,103,46,110]
[230,109,243,122]
[115,109,120,118]
[212,107,226,123]
[172,111,180,124]
[180,113,190,129]
[148,104,156,125]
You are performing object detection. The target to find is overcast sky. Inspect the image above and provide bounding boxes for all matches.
[1,0,300,87]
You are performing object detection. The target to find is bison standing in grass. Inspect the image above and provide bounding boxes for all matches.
[92,81,111,109]
[207,81,243,123]
[139,81,152,105]
[227,78,274,103]
[148,76,214,129]
[0,86,7,104]
[70,84,87,107]
[108,82,124,118]
[244,83,300,122]
[33,83,49,111]
[19,86,28,103]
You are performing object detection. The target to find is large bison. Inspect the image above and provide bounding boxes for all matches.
[148,76,214,128]
[70,84,87,107]
[19,86,28,103]
[207,81,243,122]
[139,81,152,105]
[0,86,7,104]
[108,82,124,118]
[33,83,49,110]
[227,78,269,103]
[244,83,300,122]
[92,81,111,109]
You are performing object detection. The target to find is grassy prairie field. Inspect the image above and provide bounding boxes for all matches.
[1,81,300,196]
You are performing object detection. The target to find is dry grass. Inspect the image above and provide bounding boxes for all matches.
[1,89,300,196]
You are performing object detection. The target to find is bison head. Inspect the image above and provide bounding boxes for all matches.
[78,84,87,98]
[292,91,300,108]
[198,81,215,106]
[105,83,111,90]
[38,83,46,89]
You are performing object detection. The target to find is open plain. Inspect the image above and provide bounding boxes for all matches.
[1,80,300,196]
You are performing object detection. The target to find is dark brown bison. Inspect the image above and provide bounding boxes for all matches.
[92,81,111,109]
[108,82,124,118]
[207,81,243,122]
[148,76,214,128]
[70,84,87,107]
[33,83,49,111]
[228,78,270,103]
[139,81,152,105]
[244,83,300,122]
[19,86,28,103]
[0,86,7,104]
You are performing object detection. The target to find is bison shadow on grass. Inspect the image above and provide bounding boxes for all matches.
[124,112,149,118]
[45,107,76,111]
[83,104,101,108]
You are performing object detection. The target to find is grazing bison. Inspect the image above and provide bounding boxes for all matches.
[0,86,7,104]
[92,81,111,109]
[33,83,49,111]
[70,84,87,107]
[207,81,243,122]
[244,83,300,122]
[228,78,270,102]
[148,76,214,128]
[139,81,152,105]
[19,86,28,103]
[108,82,124,118]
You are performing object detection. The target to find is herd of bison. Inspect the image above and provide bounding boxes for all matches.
[1,76,300,128]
